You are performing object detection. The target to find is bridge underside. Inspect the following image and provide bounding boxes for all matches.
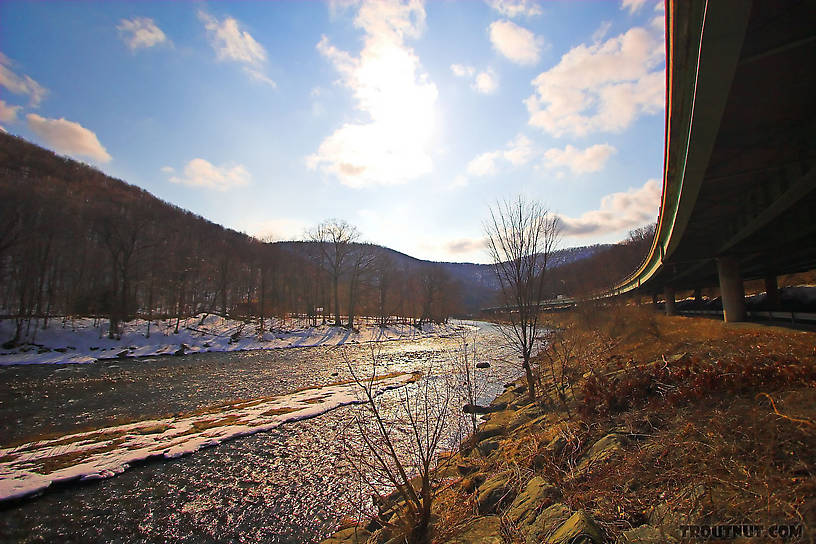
[645,0,816,298]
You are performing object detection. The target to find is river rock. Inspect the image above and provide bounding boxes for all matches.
[575,432,627,473]
[618,525,678,543]
[474,423,506,442]
[476,473,515,514]
[448,516,503,544]
[477,437,501,457]
[463,403,506,414]
[548,510,605,544]
[507,476,562,525]
[476,361,491,369]
[522,503,572,544]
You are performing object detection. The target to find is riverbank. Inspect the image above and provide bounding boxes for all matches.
[322,306,816,543]
[0,314,469,365]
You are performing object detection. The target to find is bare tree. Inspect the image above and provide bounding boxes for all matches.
[485,196,560,402]
[344,349,456,543]
[308,219,360,327]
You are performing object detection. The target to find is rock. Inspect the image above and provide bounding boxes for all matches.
[456,463,480,475]
[507,476,562,525]
[460,473,486,493]
[448,516,503,544]
[523,503,572,544]
[477,437,501,456]
[320,526,372,544]
[618,525,678,543]
[116,349,130,358]
[463,403,506,414]
[476,473,515,514]
[174,344,189,356]
[476,361,491,368]
[510,403,544,428]
[575,433,627,473]
[474,423,506,442]
[547,510,605,544]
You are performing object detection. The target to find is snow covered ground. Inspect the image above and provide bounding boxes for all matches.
[0,372,417,503]
[0,314,469,366]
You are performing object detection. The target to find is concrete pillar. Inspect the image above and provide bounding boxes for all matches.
[764,274,780,309]
[717,256,746,322]
[664,286,676,316]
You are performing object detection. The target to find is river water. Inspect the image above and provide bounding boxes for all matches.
[0,322,518,543]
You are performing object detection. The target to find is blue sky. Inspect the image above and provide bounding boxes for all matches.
[0,0,666,263]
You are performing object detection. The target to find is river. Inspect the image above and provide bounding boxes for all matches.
[0,322,518,543]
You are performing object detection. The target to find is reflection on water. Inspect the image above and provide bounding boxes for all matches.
[0,323,518,543]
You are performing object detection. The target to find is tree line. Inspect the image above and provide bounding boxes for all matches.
[0,134,462,345]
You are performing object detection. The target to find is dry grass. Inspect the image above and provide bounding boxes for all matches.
[454,305,816,542]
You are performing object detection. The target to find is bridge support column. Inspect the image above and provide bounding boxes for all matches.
[664,286,676,316]
[764,274,780,309]
[717,256,746,322]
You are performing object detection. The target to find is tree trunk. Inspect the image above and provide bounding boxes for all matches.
[523,356,536,402]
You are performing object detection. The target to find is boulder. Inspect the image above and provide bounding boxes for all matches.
[474,423,506,442]
[523,503,572,544]
[476,473,515,514]
[476,361,491,369]
[509,403,544,428]
[575,433,627,473]
[448,516,503,544]
[463,403,506,414]
[507,476,562,525]
[618,525,678,543]
[547,510,605,544]
[477,437,501,457]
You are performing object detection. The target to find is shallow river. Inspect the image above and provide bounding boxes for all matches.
[0,322,518,543]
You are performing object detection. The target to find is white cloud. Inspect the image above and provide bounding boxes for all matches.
[543,143,616,174]
[307,0,438,188]
[243,67,277,88]
[621,0,649,14]
[160,166,175,174]
[486,0,542,18]
[558,178,660,236]
[525,25,664,137]
[26,113,111,163]
[473,69,499,94]
[451,64,475,77]
[241,217,309,241]
[592,21,612,43]
[466,151,501,177]
[445,237,487,255]
[168,158,251,191]
[489,20,544,65]
[0,53,48,107]
[503,134,534,165]
[199,11,275,87]
[117,17,167,50]
[452,64,498,94]
[0,99,21,123]
[199,11,266,65]
[467,133,534,176]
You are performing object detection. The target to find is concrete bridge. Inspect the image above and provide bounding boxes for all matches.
[605,0,815,322]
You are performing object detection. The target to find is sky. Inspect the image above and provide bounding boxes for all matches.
[0,0,666,264]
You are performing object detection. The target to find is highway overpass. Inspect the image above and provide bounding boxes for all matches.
[610,0,816,322]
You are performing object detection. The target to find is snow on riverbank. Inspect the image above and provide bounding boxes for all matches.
[0,372,417,503]
[0,314,470,365]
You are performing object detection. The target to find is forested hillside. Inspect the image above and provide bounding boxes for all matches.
[0,134,468,345]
